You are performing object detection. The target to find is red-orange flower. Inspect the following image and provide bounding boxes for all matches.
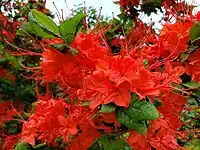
[21,99,98,148]
[21,99,78,146]
[4,134,21,150]
[160,20,193,58]
[127,118,180,150]
[71,32,109,73]
[78,70,131,108]
[40,47,83,88]
[185,48,200,82]
[127,131,151,150]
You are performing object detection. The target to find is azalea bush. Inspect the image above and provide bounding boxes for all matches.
[0,0,200,149]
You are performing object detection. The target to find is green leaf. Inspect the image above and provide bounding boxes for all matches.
[17,22,35,36]
[53,44,66,50]
[129,100,159,121]
[0,54,21,70]
[33,143,47,149]
[59,13,84,44]
[190,22,200,42]
[29,22,56,39]
[29,9,59,37]
[100,136,110,150]
[100,104,116,113]
[100,136,131,150]
[20,22,34,34]
[9,127,18,134]
[17,22,56,38]
[15,142,32,150]
[181,53,190,62]
[183,81,200,89]
[116,95,159,135]
[143,59,148,68]
[0,43,4,54]
[116,109,147,135]
[185,139,200,150]
[194,89,200,98]
[89,139,104,150]
[16,30,27,36]
[130,94,138,104]
[6,54,22,70]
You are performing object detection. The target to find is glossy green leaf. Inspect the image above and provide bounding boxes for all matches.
[15,142,32,150]
[183,81,200,89]
[17,22,56,38]
[29,9,59,37]
[129,100,159,121]
[29,22,56,38]
[116,108,148,135]
[116,95,159,135]
[16,29,26,36]
[17,22,35,36]
[130,94,138,104]
[100,136,132,150]
[190,22,200,42]
[59,13,84,44]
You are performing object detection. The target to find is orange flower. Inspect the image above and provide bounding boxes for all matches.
[40,47,83,88]
[78,70,131,109]
[160,21,194,58]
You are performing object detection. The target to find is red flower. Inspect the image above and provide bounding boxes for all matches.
[128,118,180,150]
[21,99,76,146]
[71,32,108,73]
[0,101,22,126]
[160,21,193,58]
[162,61,185,84]
[92,112,120,132]
[158,91,187,130]
[185,49,200,82]
[21,99,98,148]
[197,11,200,20]
[97,56,165,99]
[127,131,151,150]
[147,118,180,150]
[40,47,83,88]
[0,13,8,27]
[70,122,101,150]
[129,21,150,45]
[4,134,21,150]
[78,70,131,108]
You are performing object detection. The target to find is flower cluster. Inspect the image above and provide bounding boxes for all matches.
[21,98,100,149]
[27,13,199,149]
[0,0,200,150]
